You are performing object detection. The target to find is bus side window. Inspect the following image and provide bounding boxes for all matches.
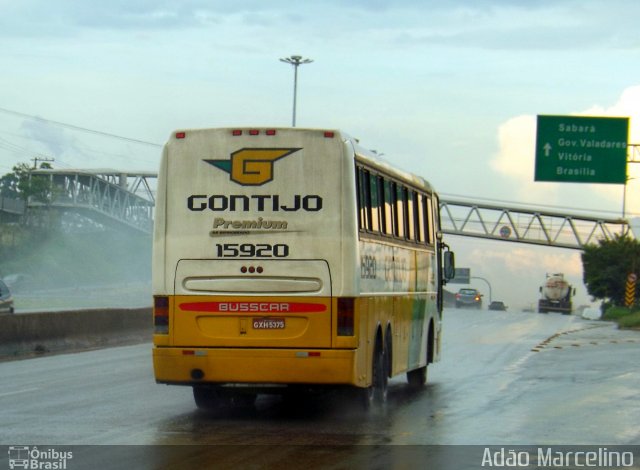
[368,172,381,233]
[416,191,425,243]
[382,178,393,236]
[425,195,434,245]
[356,167,368,231]
[363,170,374,232]
[415,193,425,243]
[393,183,405,239]
[406,189,416,241]
[420,195,428,244]
[433,194,441,240]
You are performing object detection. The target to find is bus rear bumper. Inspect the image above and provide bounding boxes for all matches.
[153,346,359,387]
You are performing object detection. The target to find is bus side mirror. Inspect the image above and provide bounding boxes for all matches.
[443,251,455,281]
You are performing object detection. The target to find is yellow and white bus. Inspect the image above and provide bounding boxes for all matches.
[152,127,454,408]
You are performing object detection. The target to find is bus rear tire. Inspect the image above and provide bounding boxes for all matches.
[360,383,375,410]
[228,393,257,408]
[193,386,221,410]
[359,341,388,409]
[407,366,427,388]
[374,345,389,404]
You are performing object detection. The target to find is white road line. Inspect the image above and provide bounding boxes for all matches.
[0,387,39,398]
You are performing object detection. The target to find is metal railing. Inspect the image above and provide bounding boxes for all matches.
[0,196,26,215]
[29,169,156,234]
[20,169,635,246]
[439,198,630,250]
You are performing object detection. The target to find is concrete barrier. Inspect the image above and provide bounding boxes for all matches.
[0,307,152,360]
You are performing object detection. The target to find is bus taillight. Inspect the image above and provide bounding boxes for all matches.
[337,297,355,336]
[154,296,169,334]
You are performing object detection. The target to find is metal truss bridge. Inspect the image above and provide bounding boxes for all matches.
[14,169,635,247]
[439,198,631,250]
[29,169,156,234]
[440,143,637,248]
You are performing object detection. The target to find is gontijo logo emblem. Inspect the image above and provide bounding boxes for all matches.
[204,148,301,186]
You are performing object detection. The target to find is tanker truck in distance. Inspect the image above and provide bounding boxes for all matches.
[538,273,575,314]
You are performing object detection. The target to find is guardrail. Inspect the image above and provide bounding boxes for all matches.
[0,307,151,360]
[0,196,26,215]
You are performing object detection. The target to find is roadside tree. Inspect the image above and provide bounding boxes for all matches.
[581,234,640,306]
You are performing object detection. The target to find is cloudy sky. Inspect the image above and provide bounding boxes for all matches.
[1,0,639,308]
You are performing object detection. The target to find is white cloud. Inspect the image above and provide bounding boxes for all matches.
[490,84,640,216]
[470,246,582,278]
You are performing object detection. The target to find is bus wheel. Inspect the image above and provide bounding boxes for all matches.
[407,366,427,388]
[359,341,387,409]
[372,341,388,404]
[360,382,375,410]
[193,386,224,410]
[229,393,257,408]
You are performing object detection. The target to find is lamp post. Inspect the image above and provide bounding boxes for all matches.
[623,144,640,220]
[279,55,313,127]
[471,276,493,304]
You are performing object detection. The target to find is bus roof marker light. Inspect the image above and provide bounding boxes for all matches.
[232,130,242,136]
[266,129,277,136]
[249,129,260,136]
[324,131,335,138]
[175,132,186,139]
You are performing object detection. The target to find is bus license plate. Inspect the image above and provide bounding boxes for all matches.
[252,318,285,329]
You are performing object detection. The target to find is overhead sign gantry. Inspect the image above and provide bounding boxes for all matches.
[535,115,628,184]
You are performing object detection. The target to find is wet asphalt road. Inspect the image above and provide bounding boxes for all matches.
[1,308,639,468]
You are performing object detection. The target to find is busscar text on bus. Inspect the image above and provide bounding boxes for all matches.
[152,127,455,409]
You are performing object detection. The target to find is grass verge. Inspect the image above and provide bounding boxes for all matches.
[604,306,640,329]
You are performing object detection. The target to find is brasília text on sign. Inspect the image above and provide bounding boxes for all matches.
[535,115,629,184]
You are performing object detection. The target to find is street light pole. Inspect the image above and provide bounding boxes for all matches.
[623,176,637,220]
[279,55,313,127]
[622,144,640,220]
[471,276,493,304]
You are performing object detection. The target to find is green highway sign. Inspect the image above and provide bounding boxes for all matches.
[535,115,629,184]
[449,267,470,284]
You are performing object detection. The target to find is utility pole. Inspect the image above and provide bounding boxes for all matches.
[279,55,313,127]
[31,156,54,169]
[622,144,639,221]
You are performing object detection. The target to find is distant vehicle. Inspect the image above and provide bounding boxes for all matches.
[488,301,507,311]
[2,273,32,292]
[538,273,575,314]
[0,279,15,314]
[455,288,482,309]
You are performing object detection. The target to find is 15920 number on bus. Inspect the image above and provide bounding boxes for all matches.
[215,243,289,258]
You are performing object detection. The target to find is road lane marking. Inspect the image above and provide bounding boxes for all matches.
[0,387,39,398]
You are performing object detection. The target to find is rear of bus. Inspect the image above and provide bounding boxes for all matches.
[152,128,361,402]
